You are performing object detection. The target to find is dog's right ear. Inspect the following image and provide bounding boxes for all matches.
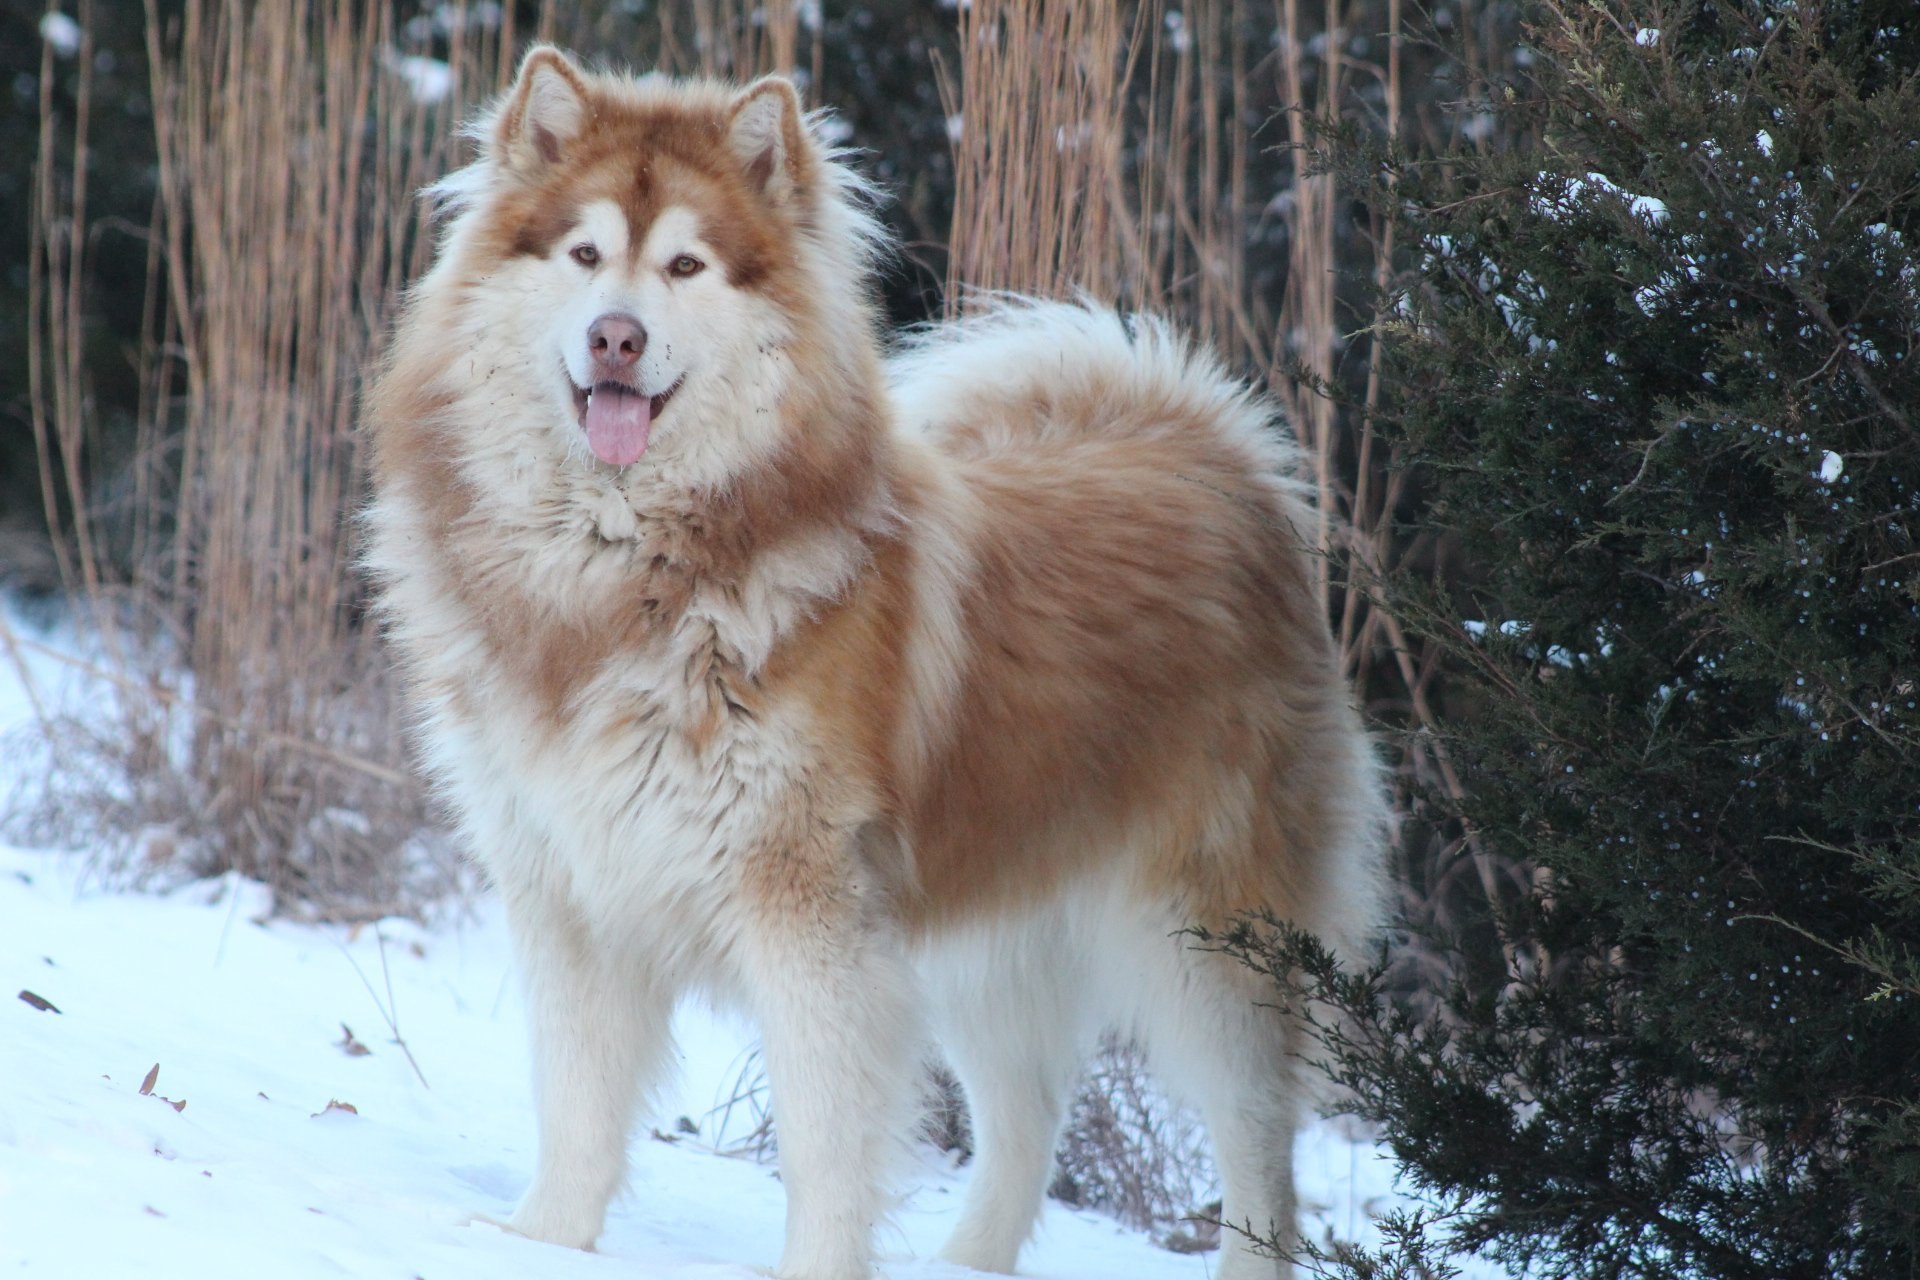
[493,46,590,175]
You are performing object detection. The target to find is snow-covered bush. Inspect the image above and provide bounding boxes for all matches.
[1246,1,1920,1275]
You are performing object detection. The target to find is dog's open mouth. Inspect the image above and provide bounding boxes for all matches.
[571,377,682,467]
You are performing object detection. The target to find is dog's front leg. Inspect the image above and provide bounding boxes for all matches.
[500,888,674,1251]
[739,841,921,1280]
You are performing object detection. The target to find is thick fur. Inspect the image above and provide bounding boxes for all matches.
[364,47,1388,1280]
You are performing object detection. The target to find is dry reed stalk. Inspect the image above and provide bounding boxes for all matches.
[1339,0,1402,689]
[938,0,1137,307]
[1262,0,1526,961]
[131,0,467,905]
[21,1,551,915]
[29,0,111,631]
[1124,0,1255,356]
[939,0,1259,349]
[582,0,806,82]
[1339,0,1536,960]
[1273,0,1346,606]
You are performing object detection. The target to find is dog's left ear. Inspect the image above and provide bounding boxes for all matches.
[726,77,809,205]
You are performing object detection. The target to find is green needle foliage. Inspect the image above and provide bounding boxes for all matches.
[1237,2,1920,1276]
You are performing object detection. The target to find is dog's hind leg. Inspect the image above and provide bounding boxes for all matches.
[927,914,1095,1275]
[1138,933,1301,1280]
[502,890,674,1251]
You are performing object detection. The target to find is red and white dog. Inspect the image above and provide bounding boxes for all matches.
[365,46,1387,1280]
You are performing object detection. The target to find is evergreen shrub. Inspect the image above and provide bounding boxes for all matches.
[1239,3,1920,1275]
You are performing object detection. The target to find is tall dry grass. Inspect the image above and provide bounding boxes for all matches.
[21,1,523,915]
[540,2,809,82]
[938,2,1136,303]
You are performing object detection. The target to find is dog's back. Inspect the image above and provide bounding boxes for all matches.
[885,303,1383,949]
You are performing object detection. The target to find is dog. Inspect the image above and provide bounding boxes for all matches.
[363,45,1387,1280]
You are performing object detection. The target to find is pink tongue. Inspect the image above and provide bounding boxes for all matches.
[584,387,653,466]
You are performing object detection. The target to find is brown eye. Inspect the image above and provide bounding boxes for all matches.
[668,254,705,279]
[570,243,599,267]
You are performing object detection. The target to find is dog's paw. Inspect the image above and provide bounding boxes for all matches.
[496,1198,606,1251]
[463,1209,599,1252]
[936,1239,1019,1275]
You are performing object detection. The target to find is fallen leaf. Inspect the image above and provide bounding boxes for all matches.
[337,1022,371,1057]
[17,989,59,1013]
[137,1063,185,1110]
[312,1099,359,1118]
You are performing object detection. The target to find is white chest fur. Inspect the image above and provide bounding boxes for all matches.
[368,483,835,972]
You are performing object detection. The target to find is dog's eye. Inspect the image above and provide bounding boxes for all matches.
[569,244,599,268]
[668,254,705,279]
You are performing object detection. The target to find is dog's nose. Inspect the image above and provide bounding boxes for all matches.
[588,312,647,372]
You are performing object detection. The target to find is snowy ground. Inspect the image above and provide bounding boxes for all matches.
[0,601,1439,1279]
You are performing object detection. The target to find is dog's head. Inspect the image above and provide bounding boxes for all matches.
[427,48,880,476]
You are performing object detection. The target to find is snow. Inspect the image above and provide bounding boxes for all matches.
[1555,172,1669,227]
[0,849,1432,1279]
[1633,28,1661,48]
[1164,9,1192,55]
[403,2,502,42]
[0,601,1467,1277]
[39,12,81,57]
[1462,619,1532,640]
[1819,450,1845,483]
[385,53,454,105]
